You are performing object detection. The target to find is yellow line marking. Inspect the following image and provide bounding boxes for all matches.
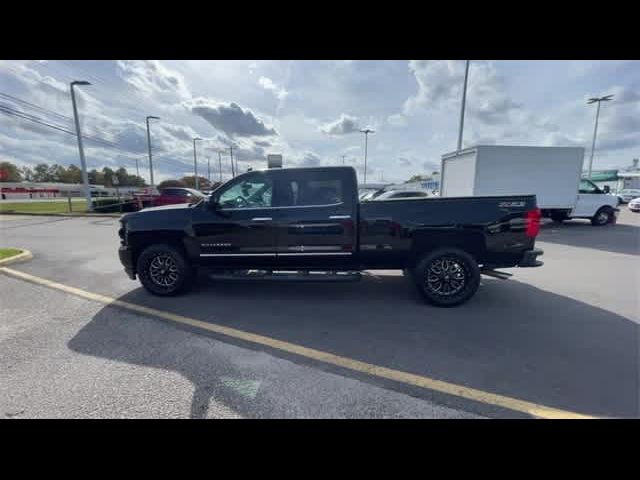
[0,266,595,419]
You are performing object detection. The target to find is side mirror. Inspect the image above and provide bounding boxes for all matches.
[603,185,610,194]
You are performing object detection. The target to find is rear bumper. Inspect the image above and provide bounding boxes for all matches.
[119,246,136,279]
[518,248,544,268]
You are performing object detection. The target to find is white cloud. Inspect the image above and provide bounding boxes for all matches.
[258,76,288,101]
[186,98,277,138]
[320,114,360,135]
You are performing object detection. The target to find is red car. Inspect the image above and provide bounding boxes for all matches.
[133,187,205,209]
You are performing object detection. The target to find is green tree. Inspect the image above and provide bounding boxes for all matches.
[180,175,212,190]
[63,164,82,184]
[88,169,104,185]
[0,161,23,182]
[405,175,426,183]
[102,167,115,187]
[19,166,34,182]
[158,179,186,189]
[33,163,50,182]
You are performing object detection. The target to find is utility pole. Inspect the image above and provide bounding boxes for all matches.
[193,137,202,190]
[587,94,614,179]
[135,157,140,178]
[359,129,374,186]
[228,146,235,177]
[342,154,346,165]
[457,60,470,152]
[146,115,160,189]
[207,157,211,184]
[70,80,93,212]
[218,151,223,182]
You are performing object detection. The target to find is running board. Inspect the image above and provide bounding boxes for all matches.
[480,269,513,280]
[207,270,362,282]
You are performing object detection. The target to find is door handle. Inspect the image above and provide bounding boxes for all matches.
[251,217,272,221]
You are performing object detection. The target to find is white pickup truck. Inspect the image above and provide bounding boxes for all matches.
[440,145,620,226]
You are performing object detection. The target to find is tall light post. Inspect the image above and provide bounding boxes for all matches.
[146,115,160,189]
[218,151,223,182]
[359,128,374,186]
[227,146,235,177]
[70,80,93,211]
[457,60,470,152]
[587,94,614,179]
[207,157,211,183]
[193,137,202,190]
[342,154,346,165]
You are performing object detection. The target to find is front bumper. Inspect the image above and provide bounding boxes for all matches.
[119,246,136,279]
[518,248,544,268]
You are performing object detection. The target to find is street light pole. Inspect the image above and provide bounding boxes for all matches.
[193,137,202,190]
[207,157,211,183]
[135,157,140,178]
[218,151,223,182]
[457,60,470,152]
[228,146,235,177]
[70,80,93,212]
[359,129,374,186]
[342,154,346,165]
[146,115,160,189]
[587,94,614,179]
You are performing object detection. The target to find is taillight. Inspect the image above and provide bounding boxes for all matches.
[525,208,541,238]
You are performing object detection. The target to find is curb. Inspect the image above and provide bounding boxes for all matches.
[0,212,121,218]
[0,249,34,267]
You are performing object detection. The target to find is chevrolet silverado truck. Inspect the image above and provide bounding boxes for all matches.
[118,166,543,307]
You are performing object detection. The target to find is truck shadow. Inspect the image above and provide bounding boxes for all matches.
[539,220,639,256]
[67,273,638,418]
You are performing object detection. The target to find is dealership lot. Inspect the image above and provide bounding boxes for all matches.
[0,210,638,418]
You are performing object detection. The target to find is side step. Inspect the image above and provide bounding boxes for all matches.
[207,270,362,282]
[480,269,513,280]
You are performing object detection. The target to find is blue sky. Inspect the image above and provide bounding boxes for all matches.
[1,60,638,183]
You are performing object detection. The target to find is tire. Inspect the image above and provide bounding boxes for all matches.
[136,243,195,296]
[591,206,613,226]
[550,212,567,223]
[412,248,481,307]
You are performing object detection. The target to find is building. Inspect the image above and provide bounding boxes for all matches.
[0,182,140,200]
[583,159,640,192]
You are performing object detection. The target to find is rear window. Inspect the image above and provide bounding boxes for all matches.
[276,172,347,207]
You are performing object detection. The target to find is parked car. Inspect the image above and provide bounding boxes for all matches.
[628,197,640,212]
[137,187,205,208]
[618,189,640,204]
[118,166,543,307]
[371,190,430,200]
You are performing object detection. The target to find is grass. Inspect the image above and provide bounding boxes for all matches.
[0,200,88,214]
[0,248,23,261]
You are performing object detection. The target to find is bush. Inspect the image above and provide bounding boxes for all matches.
[92,198,138,213]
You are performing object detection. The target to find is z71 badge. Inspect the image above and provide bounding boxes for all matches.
[498,201,525,208]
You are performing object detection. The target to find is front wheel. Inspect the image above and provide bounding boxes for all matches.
[412,248,481,307]
[137,243,195,296]
[591,207,614,226]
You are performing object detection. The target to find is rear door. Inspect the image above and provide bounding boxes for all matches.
[272,168,357,269]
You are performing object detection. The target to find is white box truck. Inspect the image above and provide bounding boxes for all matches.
[440,145,619,226]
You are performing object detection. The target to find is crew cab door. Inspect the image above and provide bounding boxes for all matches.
[191,171,277,268]
[572,179,613,217]
[272,168,357,269]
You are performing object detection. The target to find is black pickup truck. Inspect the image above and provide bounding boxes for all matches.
[118,166,543,306]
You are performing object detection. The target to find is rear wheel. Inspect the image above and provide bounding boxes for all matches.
[591,207,613,226]
[137,243,195,296]
[412,248,480,307]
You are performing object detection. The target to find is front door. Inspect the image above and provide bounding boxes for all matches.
[272,168,357,270]
[573,179,606,217]
[191,171,277,268]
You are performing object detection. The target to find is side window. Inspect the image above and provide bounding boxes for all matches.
[579,179,598,194]
[217,174,273,209]
[163,189,177,197]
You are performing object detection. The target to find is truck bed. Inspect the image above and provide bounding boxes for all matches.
[358,195,538,269]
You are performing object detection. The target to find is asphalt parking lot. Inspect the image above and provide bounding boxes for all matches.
[1,210,638,418]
